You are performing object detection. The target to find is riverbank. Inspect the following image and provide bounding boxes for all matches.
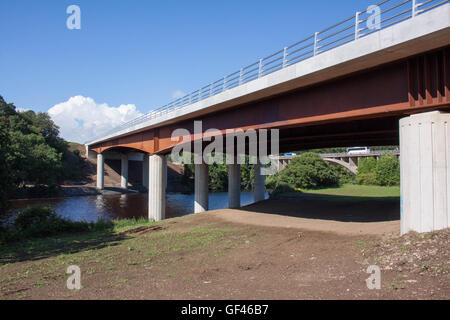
[0,208,448,300]
[1,185,448,300]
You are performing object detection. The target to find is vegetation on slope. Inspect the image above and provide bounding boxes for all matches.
[0,96,84,215]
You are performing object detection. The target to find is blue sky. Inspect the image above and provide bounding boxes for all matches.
[0,0,375,141]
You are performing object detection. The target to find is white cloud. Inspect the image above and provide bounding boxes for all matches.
[172,90,186,99]
[48,96,143,143]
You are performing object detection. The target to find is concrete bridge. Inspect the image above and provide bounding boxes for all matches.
[274,150,400,174]
[86,1,450,235]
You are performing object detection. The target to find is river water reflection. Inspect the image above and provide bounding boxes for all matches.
[8,192,268,223]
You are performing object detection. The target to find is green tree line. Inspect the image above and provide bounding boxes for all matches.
[356,155,400,186]
[181,153,255,192]
[0,96,81,215]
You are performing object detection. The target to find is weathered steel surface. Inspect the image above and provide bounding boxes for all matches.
[91,47,450,155]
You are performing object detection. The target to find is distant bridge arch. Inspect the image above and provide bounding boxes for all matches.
[322,158,358,174]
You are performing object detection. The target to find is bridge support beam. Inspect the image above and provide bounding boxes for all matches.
[120,154,129,189]
[254,163,266,203]
[349,157,358,167]
[148,154,166,221]
[194,162,209,213]
[142,154,149,189]
[96,153,104,190]
[228,163,241,209]
[400,111,450,235]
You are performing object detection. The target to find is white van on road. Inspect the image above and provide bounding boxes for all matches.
[346,147,371,155]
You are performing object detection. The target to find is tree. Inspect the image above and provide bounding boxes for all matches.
[375,154,400,186]
[356,157,377,185]
[0,118,12,214]
[0,96,69,214]
[181,153,256,193]
[8,131,62,185]
[208,162,228,192]
[276,152,340,189]
[358,157,377,174]
[355,155,400,186]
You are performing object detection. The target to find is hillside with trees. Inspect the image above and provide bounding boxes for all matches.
[0,96,85,214]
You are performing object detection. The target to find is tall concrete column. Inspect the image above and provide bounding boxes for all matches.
[400,111,450,235]
[96,153,104,190]
[228,163,241,209]
[195,162,209,213]
[254,163,265,203]
[142,154,149,189]
[121,154,128,189]
[148,154,166,221]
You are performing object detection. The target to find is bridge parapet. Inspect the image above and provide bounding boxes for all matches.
[271,150,400,173]
[319,150,400,158]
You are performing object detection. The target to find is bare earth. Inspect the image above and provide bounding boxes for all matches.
[0,197,448,300]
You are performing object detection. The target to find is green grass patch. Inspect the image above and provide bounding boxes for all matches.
[304,184,400,198]
[111,217,158,232]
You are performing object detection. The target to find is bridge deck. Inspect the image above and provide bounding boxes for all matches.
[87,2,450,149]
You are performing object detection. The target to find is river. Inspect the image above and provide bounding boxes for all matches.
[6,192,268,223]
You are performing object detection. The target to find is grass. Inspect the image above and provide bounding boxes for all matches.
[111,217,158,232]
[0,216,246,298]
[304,184,400,198]
[0,217,161,264]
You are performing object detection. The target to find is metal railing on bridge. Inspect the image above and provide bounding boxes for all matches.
[88,0,448,144]
[319,150,400,158]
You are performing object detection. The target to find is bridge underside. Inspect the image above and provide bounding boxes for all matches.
[90,46,450,156]
[90,46,450,235]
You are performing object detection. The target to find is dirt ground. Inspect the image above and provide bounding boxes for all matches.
[0,196,448,300]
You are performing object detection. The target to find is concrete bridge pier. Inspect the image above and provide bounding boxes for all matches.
[254,163,266,203]
[228,163,241,209]
[142,154,149,189]
[148,154,166,221]
[121,153,129,189]
[400,111,450,235]
[96,153,104,190]
[195,161,209,213]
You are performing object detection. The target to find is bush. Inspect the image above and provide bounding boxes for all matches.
[270,184,297,198]
[11,204,110,240]
[356,155,400,186]
[0,226,15,245]
[375,154,400,186]
[265,173,280,190]
[358,157,377,174]
[14,204,55,230]
[333,165,356,184]
[356,172,377,185]
[277,152,340,189]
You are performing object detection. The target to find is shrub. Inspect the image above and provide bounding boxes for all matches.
[270,184,297,198]
[0,226,15,245]
[333,165,356,184]
[12,204,110,240]
[355,155,400,186]
[277,152,340,189]
[14,204,55,230]
[356,172,377,185]
[358,157,377,174]
[375,154,400,186]
[265,173,280,190]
